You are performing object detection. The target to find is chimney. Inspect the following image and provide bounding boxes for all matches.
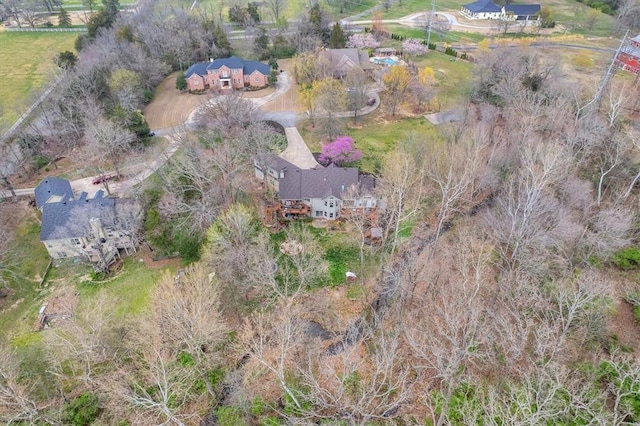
[89,217,107,240]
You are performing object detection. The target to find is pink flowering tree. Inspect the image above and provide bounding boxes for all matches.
[346,33,381,50]
[402,38,428,56]
[319,136,362,166]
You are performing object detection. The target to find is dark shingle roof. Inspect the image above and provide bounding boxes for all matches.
[184,62,210,79]
[185,57,270,78]
[244,60,270,75]
[504,4,541,16]
[279,164,372,201]
[269,155,297,172]
[463,0,503,13]
[34,177,73,210]
[208,56,245,71]
[40,192,115,240]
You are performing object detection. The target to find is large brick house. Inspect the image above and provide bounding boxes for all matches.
[184,56,271,91]
[617,34,640,75]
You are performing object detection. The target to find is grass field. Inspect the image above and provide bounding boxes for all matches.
[0,32,77,131]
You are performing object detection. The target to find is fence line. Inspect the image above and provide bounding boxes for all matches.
[6,27,87,32]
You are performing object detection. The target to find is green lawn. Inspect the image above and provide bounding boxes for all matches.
[302,115,442,174]
[384,24,487,43]
[0,32,77,131]
[0,215,51,344]
[76,257,172,320]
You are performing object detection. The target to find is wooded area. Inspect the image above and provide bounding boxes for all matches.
[0,0,639,424]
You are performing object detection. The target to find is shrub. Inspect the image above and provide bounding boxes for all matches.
[319,136,362,166]
[612,247,640,270]
[62,393,102,426]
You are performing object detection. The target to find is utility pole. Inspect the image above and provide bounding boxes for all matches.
[588,29,629,110]
[426,0,436,47]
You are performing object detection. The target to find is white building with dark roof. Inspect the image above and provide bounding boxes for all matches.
[461,0,541,20]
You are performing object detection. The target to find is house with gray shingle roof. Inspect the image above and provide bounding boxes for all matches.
[34,176,74,211]
[36,177,141,271]
[255,155,376,220]
[184,56,271,91]
[320,48,375,79]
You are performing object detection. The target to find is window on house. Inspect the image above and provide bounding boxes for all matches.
[329,201,334,208]
[329,213,334,218]
[56,252,67,258]
[324,201,327,206]
[324,211,327,217]
[315,210,322,217]
[71,238,80,245]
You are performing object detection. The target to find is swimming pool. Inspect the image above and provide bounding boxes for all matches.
[370,56,400,66]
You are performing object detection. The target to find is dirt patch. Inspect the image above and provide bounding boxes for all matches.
[143,73,210,129]
[135,245,181,270]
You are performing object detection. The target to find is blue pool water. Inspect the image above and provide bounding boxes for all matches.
[371,57,399,66]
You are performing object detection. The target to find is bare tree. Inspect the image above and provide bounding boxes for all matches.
[595,132,629,206]
[239,304,307,416]
[152,264,229,399]
[0,343,58,425]
[426,132,487,245]
[301,319,413,424]
[84,116,136,177]
[265,0,286,21]
[345,68,372,122]
[376,145,425,256]
[46,290,127,387]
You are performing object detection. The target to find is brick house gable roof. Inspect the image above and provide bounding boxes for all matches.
[278,164,374,201]
[208,56,245,71]
[244,60,270,76]
[185,57,270,78]
[34,176,74,210]
[463,0,503,13]
[184,62,210,79]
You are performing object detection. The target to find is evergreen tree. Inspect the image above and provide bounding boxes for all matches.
[102,0,120,20]
[247,2,260,24]
[212,24,232,57]
[58,8,71,27]
[329,22,346,48]
[176,74,187,91]
[268,56,279,71]
[54,51,78,69]
[254,26,270,60]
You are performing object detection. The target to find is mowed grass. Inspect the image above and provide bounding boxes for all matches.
[0,32,77,130]
[76,257,174,320]
[302,115,442,174]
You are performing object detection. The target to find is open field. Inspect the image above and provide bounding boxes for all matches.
[0,32,77,131]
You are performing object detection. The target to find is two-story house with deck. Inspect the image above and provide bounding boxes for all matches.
[255,156,376,220]
[36,177,141,271]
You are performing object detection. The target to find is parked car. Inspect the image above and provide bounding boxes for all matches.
[92,174,114,185]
